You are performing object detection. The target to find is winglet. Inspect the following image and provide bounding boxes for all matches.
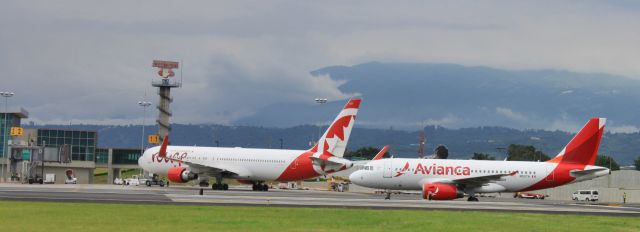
[372,145,390,160]
[159,135,169,158]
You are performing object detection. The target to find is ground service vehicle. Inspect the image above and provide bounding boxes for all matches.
[572,190,599,201]
[145,174,166,187]
[514,192,546,199]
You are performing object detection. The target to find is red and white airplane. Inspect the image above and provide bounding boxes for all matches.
[138,98,361,191]
[349,118,610,201]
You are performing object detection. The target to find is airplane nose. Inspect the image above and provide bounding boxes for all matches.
[349,171,363,184]
[138,150,147,169]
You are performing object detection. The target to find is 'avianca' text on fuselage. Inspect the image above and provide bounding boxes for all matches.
[413,163,471,176]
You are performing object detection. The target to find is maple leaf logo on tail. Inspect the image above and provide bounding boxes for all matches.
[311,98,361,159]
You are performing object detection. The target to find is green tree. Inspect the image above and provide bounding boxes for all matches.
[635,157,640,171]
[507,144,550,161]
[471,153,495,160]
[595,155,620,170]
[344,147,389,160]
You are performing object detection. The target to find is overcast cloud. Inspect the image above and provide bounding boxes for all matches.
[1,0,639,126]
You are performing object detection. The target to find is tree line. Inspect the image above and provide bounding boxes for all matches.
[346,144,636,171]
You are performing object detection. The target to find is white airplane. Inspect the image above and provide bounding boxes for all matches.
[138,98,361,191]
[349,118,610,201]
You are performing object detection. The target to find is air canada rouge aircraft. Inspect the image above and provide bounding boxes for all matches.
[138,98,361,191]
[349,118,609,201]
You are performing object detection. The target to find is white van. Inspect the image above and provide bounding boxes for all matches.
[572,190,599,201]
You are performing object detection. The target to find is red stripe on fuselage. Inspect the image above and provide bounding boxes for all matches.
[276,151,320,182]
[520,162,584,191]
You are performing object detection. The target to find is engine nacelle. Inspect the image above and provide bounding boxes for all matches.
[167,167,198,183]
[422,183,464,200]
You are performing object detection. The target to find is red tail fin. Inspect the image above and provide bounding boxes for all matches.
[547,118,605,165]
[158,135,169,158]
[372,145,390,160]
[309,98,361,157]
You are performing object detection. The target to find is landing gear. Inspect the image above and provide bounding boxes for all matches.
[467,196,479,202]
[211,177,228,190]
[199,180,209,187]
[252,183,269,191]
[384,190,392,200]
[212,183,229,190]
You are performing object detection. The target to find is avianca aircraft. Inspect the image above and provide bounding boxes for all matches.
[138,99,361,191]
[349,118,609,201]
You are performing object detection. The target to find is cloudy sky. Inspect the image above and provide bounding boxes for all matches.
[1,0,639,126]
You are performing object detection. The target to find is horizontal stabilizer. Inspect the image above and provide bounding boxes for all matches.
[570,167,608,176]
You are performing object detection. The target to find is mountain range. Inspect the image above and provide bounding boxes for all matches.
[237,62,640,133]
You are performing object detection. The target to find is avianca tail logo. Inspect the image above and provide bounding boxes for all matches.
[395,162,410,177]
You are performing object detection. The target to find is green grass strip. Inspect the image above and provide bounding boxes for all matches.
[0,200,637,232]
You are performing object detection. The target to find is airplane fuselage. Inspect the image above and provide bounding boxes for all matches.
[350,158,609,193]
[139,145,345,182]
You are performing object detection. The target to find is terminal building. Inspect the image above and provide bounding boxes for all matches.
[1,109,144,184]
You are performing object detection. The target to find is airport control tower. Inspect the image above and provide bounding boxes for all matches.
[151,60,181,143]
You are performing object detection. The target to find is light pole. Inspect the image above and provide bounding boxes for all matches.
[138,101,152,154]
[314,98,327,142]
[496,147,506,161]
[1,91,14,182]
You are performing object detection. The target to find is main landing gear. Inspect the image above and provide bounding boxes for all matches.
[252,183,269,191]
[384,190,392,200]
[211,177,228,191]
[212,183,229,190]
[467,195,479,202]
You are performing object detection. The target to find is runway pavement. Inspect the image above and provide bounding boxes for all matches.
[0,184,638,216]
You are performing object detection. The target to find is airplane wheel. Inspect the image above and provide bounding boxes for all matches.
[262,184,269,191]
[212,183,219,190]
[146,181,151,187]
[223,184,229,190]
[252,184,257,191]
[467,197,479,202]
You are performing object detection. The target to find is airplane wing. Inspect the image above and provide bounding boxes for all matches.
[423,171,517,188]
[164,158,252,179]
[158,135,251,178]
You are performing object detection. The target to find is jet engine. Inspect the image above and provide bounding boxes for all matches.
[422,183,464,200]
[167,167,198,183]
[433,145,449,159]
